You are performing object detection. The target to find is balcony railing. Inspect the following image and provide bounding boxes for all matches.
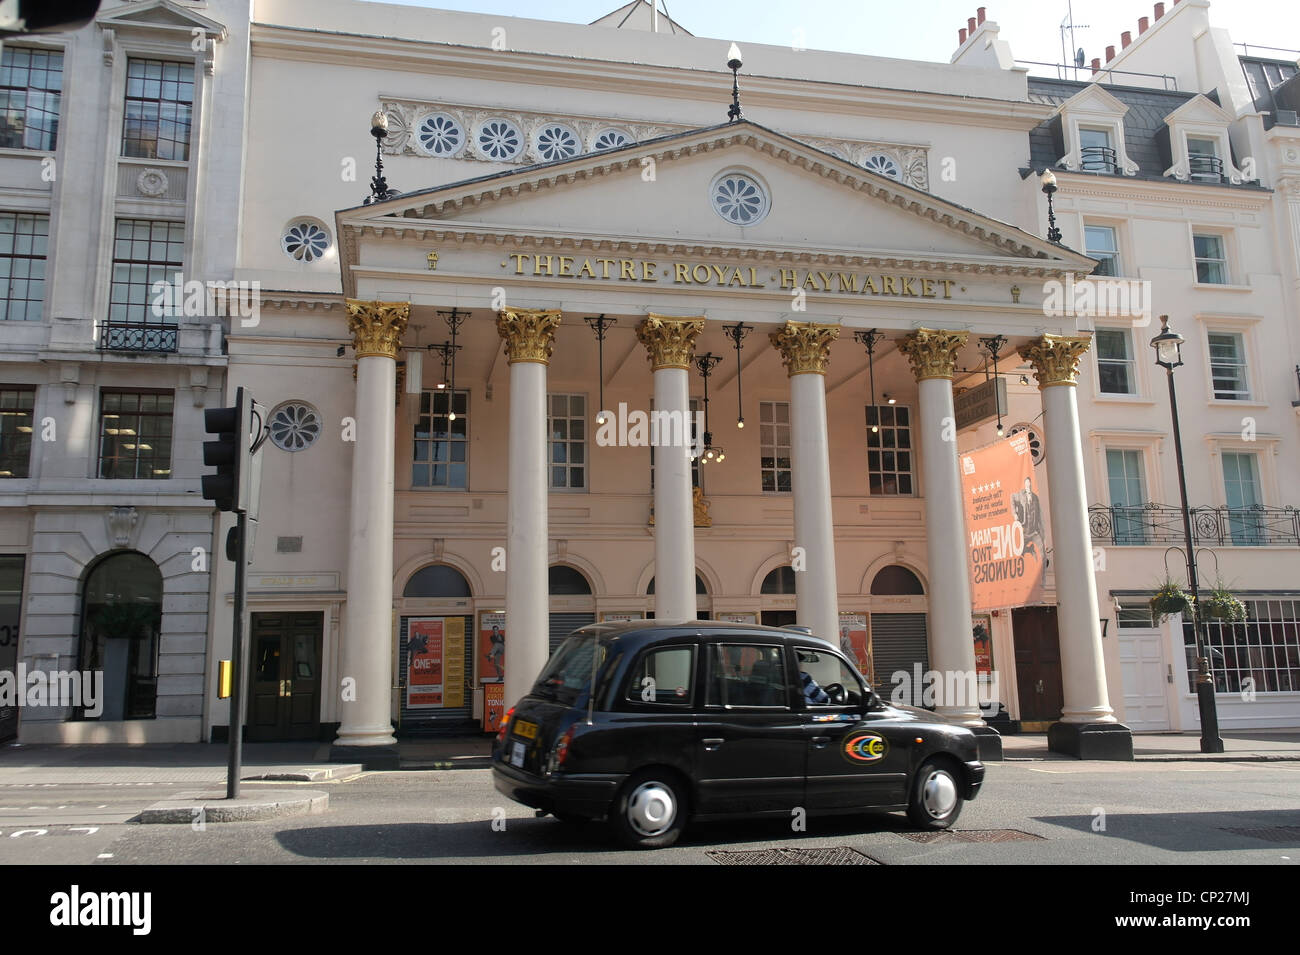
[1089,503,1300,547]
[1080,145,1118,173]
[98,321,179,353]
[1188,154,1225,182]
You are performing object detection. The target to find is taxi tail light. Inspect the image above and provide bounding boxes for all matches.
[496,706,514,744]
[554,724,577,767]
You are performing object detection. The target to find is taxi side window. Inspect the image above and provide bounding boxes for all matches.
[706,644,789,708]
[796,647,865,708]
[625,646,695,705]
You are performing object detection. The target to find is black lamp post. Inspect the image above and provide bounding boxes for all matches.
[1151,314,1224,754]
[364,110,400,204]
[694,353,724,463]
[726,43,743,122]
[1040,170,1062,243]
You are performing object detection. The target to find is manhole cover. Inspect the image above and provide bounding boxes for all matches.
[1220,826,1300,843]
[897,829,1044,844]
[707,846,881,865]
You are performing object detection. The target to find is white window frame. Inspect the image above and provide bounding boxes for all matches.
[1055,85,1139,176]
[866,403,916,496]
[1203,433,1281,510]
[1162,95,1248,184]
[1082,221,1122,277]
[1189,227,1238,288]
[1088,430,1167,511]
[759,399,791,494]
[547,392,587,493]
[1195,314,1264,407]
[412,388,469,490]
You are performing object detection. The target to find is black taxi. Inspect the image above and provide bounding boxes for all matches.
[491,621,984,848]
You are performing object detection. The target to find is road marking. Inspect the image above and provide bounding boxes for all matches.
[97,853,113,859]
[69,827,100,835]
[10,828,47,837]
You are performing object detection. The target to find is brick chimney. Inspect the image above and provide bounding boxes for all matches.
[1154,2,1165,18]
[1106,44,1116,62]
[968,16,977,34]
[1138,16,1149,34]
[1091,57,1102,74]
[959,27,968,44]
[1121,31,1132,49]
[977,7,986,24]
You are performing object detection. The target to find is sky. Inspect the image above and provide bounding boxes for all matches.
[359,0,1299,68]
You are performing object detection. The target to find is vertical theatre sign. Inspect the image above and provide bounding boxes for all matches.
[961,432,1046,612]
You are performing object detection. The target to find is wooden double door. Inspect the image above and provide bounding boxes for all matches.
[1013,606,1064,727]
[249,612,323,741]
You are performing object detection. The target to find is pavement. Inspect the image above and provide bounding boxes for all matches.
[1,730,1296,791]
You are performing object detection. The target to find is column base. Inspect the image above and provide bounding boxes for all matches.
[329,743,400,770]
[970,724,1003,762]
[1048,721,1134,761]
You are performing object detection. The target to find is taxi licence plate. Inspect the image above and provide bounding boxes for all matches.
[513,720,538,740]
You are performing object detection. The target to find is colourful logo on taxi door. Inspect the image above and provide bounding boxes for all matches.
[842,733,888,764]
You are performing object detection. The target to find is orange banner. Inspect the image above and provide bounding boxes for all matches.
[961,433,1046,612]
[484,682,506,734]
[407,618,444,707]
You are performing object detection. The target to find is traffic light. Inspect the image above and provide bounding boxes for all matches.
[201,390,247,513]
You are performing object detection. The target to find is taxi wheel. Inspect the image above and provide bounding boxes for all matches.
[906,759,964,830]
[611,770,688,849]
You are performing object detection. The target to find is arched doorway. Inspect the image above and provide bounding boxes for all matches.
[399,563,474,733]
[78,551,162,721]
[550,564,595,653]
[760,565,797,628]
[869,564,929,703]
[646,573,711,620]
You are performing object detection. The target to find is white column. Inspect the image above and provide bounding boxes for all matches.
[498,309,561,707]
[637,315,705,622]
[771,321,841,642]
[1022,336,1116,724]
[900,329,982,725]
[653,366,696,621]
[336,301,408,749]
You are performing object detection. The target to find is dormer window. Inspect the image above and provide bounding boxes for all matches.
[1079,127,1117,173]
[1186,136,1223,182]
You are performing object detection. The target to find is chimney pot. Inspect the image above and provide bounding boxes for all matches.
[1106,44,1116,62]
[1154,1,1165,17]
[1091,57,1102,73]
[977,7,986,24]
[968,17,977,33]
[1139,16,1149,33]
[959,27,968,44]
[1121,31,1132,49]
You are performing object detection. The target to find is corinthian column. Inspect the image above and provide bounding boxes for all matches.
[1020,334,1132,759]
[769,320,841,643]
[636,314,704,622]
[334,299,408,765]
[497,308,562,708]
[898,330,994,749]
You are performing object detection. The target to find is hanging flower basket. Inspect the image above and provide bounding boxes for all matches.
[1149,579,1195,621]
[1201,588,1247,622]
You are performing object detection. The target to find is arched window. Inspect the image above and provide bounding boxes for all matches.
[646,574,708,595]
[549,565,593,595]
[761,566,797,595]
[870,565,925,595]
[403,564,472,598]
[78,551,162,720]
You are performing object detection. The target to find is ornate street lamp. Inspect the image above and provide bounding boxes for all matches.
[585,315,617,426]
[979,334,1008,436]
[694,353,725,463]
[1151,314,1224,754]
[854,329,885,434]
[721,322,752,428]
[726,43,743,122]
[364,110,400,204]
[1040,170,1062,243]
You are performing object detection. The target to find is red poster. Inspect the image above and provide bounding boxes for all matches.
[478,612,505,684]
[961,433,1046,612]
[484,682,506,734]
[407,618,444,707]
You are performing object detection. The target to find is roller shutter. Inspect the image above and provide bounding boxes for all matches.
[870,613,930,706]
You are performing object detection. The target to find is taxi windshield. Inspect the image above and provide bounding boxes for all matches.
[533,633,607,703]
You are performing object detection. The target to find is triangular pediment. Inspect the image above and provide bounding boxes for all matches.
[1055,84,1130,119]
[589,0,693,35]
[97,0,228,39]
[1163,94,1233,127]
[340,122,1092,281]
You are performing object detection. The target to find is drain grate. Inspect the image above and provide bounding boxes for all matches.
[707,846,881,865]
[897,828,1045,844]
[1220,826,1300,843]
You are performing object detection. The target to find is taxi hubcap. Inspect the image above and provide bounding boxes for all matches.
[922,770,958,818]
[627,782,676,836]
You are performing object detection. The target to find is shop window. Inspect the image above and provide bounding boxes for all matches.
[1184,598,1300,693]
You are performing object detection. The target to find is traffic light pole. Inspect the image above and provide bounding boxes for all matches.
[226,510,248,799]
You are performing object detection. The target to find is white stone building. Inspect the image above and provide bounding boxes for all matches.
[1,0,1296,753]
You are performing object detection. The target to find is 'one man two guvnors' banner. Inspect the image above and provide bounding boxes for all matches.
[961,432,1046,612]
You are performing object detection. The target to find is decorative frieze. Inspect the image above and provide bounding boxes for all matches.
[376,100,930,190]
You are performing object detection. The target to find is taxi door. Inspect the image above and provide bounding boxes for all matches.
[797,647,910,810]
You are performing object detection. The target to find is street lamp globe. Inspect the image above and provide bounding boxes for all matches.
[1151,314,1185,370]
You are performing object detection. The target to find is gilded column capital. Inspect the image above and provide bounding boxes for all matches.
[1019,334,1092,388]
[346,299,410,360]
[496,308,562,365]
[898,328,969,382]
[768,320,840,376]
[636,314,706,371]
